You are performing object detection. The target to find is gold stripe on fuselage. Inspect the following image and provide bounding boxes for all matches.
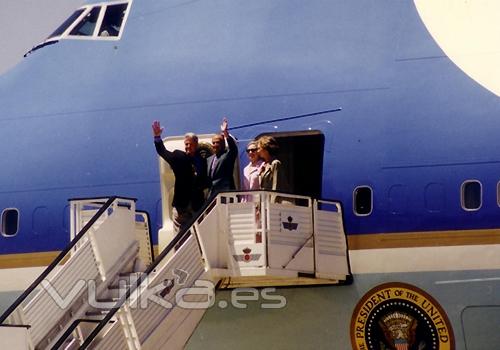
[0,246,161,270]
[2,230,500,270]
[0,251,61,269]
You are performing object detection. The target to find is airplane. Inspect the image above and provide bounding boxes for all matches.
[0,0,499,348]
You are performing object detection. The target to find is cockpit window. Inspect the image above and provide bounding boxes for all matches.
[99,4,128,37]
[48,9,85,39]
[26,1,131,56]
[45,1,131,42]
[70,7,101,36]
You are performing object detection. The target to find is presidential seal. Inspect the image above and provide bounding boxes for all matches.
[350,282,454,350]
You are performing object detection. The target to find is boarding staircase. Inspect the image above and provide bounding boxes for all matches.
[0,197,154,350]
[0,191,350,349]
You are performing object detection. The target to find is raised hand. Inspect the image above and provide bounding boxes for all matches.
[221,117,229,136]
[152,120,164,137]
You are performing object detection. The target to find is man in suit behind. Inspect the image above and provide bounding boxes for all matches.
[207,117,238,198]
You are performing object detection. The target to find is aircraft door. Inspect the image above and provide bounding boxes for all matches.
[256,131,324,199]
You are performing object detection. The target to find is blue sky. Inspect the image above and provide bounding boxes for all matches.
[0,0,83,75]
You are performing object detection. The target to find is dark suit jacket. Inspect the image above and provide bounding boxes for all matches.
[155,140,193,209]
[154,139,207,210]
[207,134,238,197]
[191,153,209,211]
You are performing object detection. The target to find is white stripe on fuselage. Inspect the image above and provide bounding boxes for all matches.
[435,277,500,285]
[0,267,47,292]
[349,244,500,274]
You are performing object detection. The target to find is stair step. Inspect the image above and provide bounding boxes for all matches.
[118,271,143,277]
[96,298,119,303]
[85,310,109,317]
[108,272,144,289]
[107,287,127,299]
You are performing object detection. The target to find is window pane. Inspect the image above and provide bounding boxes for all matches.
[2,209,19,237]
[49,9,85,38]
[99,4,128,37]
[497,182,500,207]
[354,187,372,215]
[462,181,481,210]
[70,7,100,36]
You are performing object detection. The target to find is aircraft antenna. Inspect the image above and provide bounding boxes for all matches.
[230,107,342,130]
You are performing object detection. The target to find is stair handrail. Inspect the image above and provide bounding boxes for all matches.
[0,196,135,324]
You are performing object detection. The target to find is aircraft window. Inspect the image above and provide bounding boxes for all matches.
[99,4,128,37]
[461,180,482,211]
[48,9,85,39]
[1,209,19,237]
[69,7,101,36]
[32,1,131,52]
[498,182,500,207]
[353,186,373,216]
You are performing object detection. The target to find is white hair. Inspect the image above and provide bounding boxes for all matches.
[184,132,198,143]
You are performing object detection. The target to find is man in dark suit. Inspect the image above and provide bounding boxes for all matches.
[152,121,208,232]
[207,118,238,198]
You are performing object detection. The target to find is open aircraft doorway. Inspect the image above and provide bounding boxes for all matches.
[256,130,324,200]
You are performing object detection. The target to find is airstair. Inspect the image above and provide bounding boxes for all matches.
[0,191,350,349]
[0,197,153,350]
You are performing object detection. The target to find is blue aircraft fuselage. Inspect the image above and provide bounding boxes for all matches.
[0,0,499,255]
